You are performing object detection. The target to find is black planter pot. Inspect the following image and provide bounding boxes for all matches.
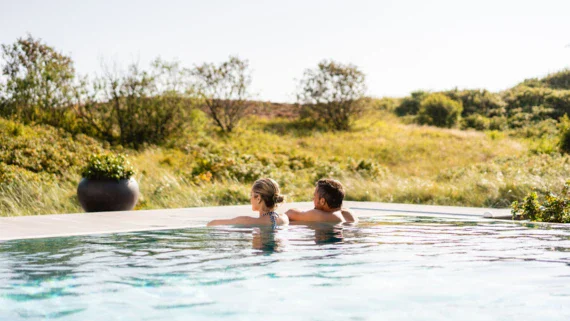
[77,178,139,212]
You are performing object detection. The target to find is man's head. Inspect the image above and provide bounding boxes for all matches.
[313,178,345,211]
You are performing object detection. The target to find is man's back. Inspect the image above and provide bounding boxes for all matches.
[286,208,345,223]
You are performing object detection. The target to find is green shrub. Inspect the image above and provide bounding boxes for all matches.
[395,91,427,116]
[508,119,558,141]
[190,152,274,183]
[542,69,570,90]
[502,86,549,113]
[511,181,570,223]
[443,89,505,117]
[0,118,104,178]
[462,114,490,130]
[0,163,54,185]
[347,158,385,178]
[416,93,463,128]
[520,69,570,90]
[312,162,343,182]
[288,155,316,170]
[212,186,250,205]
[559,115,570,154]
[81,154,135,180]
[488,116,508,131]
[545,90,570,118]
[364,97,399,112]
[511,192,541,221]
[502,86,570,120]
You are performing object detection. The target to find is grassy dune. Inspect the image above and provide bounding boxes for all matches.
[1,111,568,216]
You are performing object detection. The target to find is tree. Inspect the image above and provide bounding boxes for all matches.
[416,93,463,128]
[296,59,366,130]
[0,34,75,124]
[192,56,252,132]
[74,59,192,148]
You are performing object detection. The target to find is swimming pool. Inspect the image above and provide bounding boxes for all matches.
[1,214,569,320]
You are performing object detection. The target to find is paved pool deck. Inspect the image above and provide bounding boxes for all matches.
[0,202,512,241]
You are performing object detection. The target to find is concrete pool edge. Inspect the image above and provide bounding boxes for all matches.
[0,201,512,241]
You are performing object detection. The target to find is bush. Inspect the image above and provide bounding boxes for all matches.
[542,69,570,90]
[312,161,343,182]
[76,59,193,149]
[545,90,570,118]
[0,163,54,185]
[0,118,104,178]
[443,89,506,117]
[288,155,316,170]
[190,152,274,183]
[559,115,570,154]
[347,158,386,178]
[520,69,570,90]
[364,97,399,112]
[488,116,508,131]
[81,154,135,180]
[416,93,463,128]
[502,86,570,120]
[395,91,427,116]
[511,181,570,223]
[0,34,76,126]
[296,59,366,130]
[502,86,549,113]
[462,114,490,130]
[192,56,252,133]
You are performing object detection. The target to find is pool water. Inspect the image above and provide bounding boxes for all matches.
[1,215,570,320]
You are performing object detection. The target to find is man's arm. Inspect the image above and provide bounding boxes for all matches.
[341,208,358,223]
[207,216,259,226]
[285,208,344,223]
[285,208,306,221]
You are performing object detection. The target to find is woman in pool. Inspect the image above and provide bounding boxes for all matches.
[207,178,289,228]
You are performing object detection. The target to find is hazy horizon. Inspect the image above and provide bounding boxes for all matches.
[1,0,569,102]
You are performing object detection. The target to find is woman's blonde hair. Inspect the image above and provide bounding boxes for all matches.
[252,178,284,209]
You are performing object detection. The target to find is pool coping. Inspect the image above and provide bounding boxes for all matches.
[0,201,512,241]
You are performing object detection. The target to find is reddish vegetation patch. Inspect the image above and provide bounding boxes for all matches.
[196,100,299,119]
[248,101,299,119]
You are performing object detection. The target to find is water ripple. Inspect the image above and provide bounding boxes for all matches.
[1,216,570,320]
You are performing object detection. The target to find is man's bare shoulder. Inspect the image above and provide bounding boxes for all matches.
[341,208,358,223]
[286,208,344,223]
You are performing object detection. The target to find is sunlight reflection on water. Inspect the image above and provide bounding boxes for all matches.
[1,216,570,320]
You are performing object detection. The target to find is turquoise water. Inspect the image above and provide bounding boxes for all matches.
[1,215,570,320]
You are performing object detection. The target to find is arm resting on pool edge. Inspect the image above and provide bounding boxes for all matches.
[285,208,304,221]
[285,208,344,223]
[341,208,358,224]
[207,216,260,226]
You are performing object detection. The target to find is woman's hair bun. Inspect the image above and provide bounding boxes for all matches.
[275,194,285,204]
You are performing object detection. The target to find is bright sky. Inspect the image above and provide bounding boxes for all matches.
[1,0,569,102]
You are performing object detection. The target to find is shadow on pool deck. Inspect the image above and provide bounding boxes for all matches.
[0,201,511,241]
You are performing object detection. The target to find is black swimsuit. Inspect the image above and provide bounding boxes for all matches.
[262,211,279,229]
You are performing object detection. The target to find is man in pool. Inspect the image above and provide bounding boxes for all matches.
[286,178,358,223]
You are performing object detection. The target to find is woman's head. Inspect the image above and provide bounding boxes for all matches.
[250,178,284,211]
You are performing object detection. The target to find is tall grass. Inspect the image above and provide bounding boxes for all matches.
[1,110,568,216]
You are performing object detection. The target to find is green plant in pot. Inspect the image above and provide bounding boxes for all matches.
[77,153,139,212]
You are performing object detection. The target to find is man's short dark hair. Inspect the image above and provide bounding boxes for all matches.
[316,179,345,209]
